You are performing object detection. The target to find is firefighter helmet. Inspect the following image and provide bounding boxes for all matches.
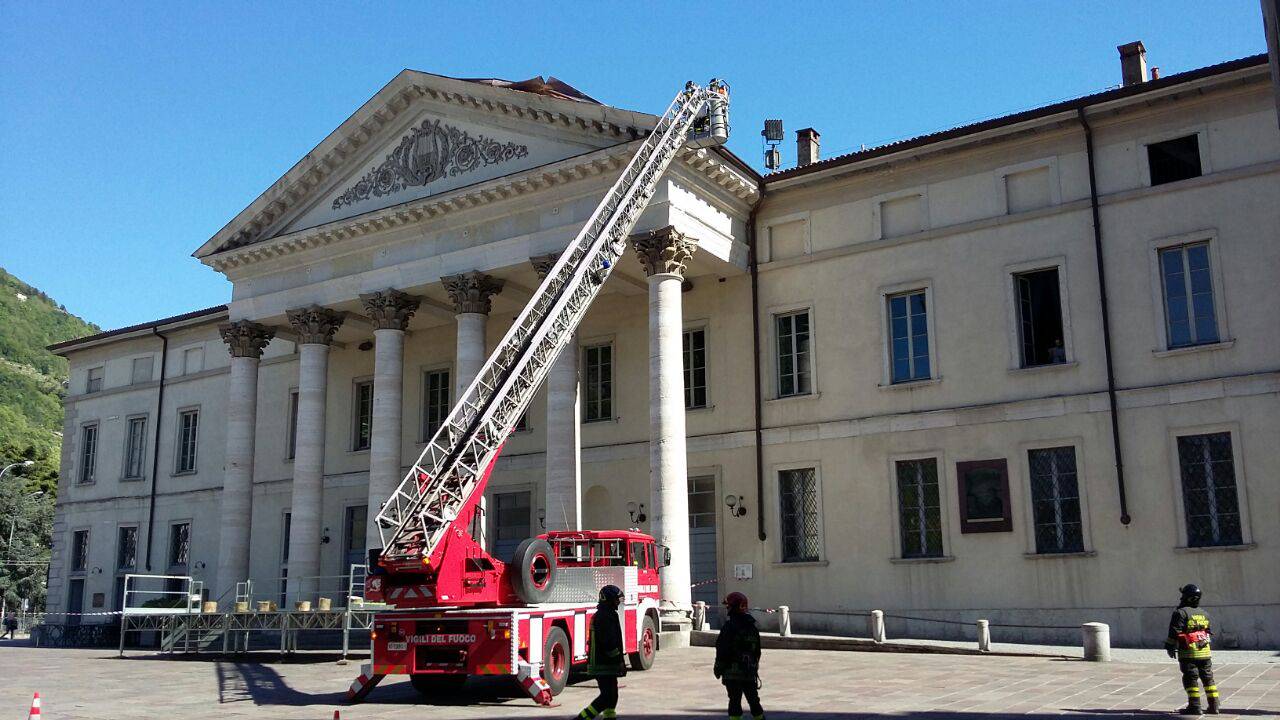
[599,584,624,604]
[724,591,749,613]
[1180,584,1202,607]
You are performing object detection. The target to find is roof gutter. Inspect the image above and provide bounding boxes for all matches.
[1077,107,1131,526]
[143,327,169,570]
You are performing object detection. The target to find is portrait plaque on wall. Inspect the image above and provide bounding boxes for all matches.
[956,459,1012,533]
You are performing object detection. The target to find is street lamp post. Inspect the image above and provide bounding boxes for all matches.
[0,460,37,631]
[0,461,34,481]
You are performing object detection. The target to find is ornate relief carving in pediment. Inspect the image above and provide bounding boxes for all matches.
[332,119,529,210]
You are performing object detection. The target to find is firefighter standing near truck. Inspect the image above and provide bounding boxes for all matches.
[576,584,627,720]
[1165,583,1219,715]
[714,592,765,720]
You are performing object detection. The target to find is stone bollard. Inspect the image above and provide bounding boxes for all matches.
[692,601,707,631]
[869,610,886,643]
[778,606,792,637]
[977,619,991,651]
[1082,622,1111,662]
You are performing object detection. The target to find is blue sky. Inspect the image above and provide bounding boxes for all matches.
[0,1,1268,330]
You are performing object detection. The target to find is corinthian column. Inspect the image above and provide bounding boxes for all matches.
[532,254,581,531]
[632,226,697,624]
[215,320,274,601]
[442,271,504,396]
[359,289,419,549]
[284,305,343,603]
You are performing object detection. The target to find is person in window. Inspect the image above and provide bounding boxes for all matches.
[577,584,625,719]
[1165,584,1219,715]
[1048,338,1066,364]
[714,592,765,720]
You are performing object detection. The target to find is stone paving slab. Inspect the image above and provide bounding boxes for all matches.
[1,642,1277,719]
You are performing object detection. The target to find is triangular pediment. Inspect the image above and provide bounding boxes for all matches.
[195,70,657,259]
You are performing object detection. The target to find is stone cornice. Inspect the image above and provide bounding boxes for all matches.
[678,147,760,205]
[196,71,659,260]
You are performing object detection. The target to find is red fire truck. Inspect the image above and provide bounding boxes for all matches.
[350,531,665,704]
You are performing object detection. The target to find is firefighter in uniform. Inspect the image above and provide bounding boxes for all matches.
[577,584,626,720]
[1165,584,1219,715]
[713,592,765,720]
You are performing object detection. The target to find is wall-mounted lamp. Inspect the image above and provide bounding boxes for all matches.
[321,527,331,545]
[90,566,103,575]
[193,561,207,571]
[626,502,647,524]
[358,340,374,352]
[725,494,747,518]
[536,508,546,529]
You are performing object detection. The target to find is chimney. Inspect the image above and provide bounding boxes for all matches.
[1118,41,1148,86]
[796,128,820,167]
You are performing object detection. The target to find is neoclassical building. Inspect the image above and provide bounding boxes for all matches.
[47,50,1280,648]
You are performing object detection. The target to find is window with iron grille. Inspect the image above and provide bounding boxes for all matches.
[1147,135,1202,186]
[775,311,811,397]
[779,467,820,562]
[71,530,89,572]
[1027,447,1085,554]
[1159,243,1219,348]
[895,458,943,558]
[286,390,299,460]
[168,522,190,569]
[688,475,716,529]
[1177,433,1243,548]
[123,416,147,480]
[116,526,137,570]
[175,409,199,474]
[79,423,98,484]
[888,290,930,383]
[86,367,103,394]
[421,369,450,439]
[683,328,708,409]
[353,380,373,451]
[583,343,613,422]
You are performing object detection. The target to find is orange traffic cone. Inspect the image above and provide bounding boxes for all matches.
[28,692,41,719]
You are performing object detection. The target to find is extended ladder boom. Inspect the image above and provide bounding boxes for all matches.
[375,80,730,563]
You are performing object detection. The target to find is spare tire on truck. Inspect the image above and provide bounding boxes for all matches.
[511,538,557,604]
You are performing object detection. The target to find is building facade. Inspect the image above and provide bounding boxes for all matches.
[46,53,1280,648]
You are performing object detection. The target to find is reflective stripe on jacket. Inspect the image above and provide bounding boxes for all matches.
[1165,606,1212,660]
[587,604,627,676]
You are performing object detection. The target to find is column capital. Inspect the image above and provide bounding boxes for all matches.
[631,226,697,278]
[219,320,275,359]
[286,305,344,345]
[359,289,421,331]
[441,271,504,315]
[529,253,561,280]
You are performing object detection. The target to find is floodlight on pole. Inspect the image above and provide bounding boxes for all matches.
[762,119,784,170]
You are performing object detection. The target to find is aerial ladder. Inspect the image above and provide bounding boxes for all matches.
[366,80,731,609]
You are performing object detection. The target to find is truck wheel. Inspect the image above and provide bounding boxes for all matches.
[511,538,557,604]
[629,614,657,671]
[541,625,571,695]
[409,674,467,696]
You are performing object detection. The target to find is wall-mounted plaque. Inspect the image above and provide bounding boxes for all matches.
[957,459,1012,533]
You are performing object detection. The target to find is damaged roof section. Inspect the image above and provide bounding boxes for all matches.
[453,75,601,104]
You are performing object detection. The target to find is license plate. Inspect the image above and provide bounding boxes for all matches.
[386,641,407,651]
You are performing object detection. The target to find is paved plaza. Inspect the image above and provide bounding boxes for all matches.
[1,641,1277,719]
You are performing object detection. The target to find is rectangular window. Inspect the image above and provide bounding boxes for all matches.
[71,530,89,572]
[79,423,98,484]
[116,526,137,570]
[86,367,103,394]
[344,505,367,570]
[514,412,528,432]
[1015,269,1066,367]
[688,474,716,529]
[421,369,451,439]
[1177,433,1243,548]
[131,356,154,385]
[353,380,373,451]
[490,491,531,560]
[286,390,299,460]
[280,512,291,606]
[1027,447,1085,554]
[775,311,811,397]
[1147,135,1202,186]
[888,290,930,383]
[1160,243,1219,348]
[183,347,203,375]
[779,467,820,563]
[175,409,199,474]
[168,522,190,569]
[123,416,147,480]
[895,459,943,559]
[683,328,708,409]
[583,344,613,422]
